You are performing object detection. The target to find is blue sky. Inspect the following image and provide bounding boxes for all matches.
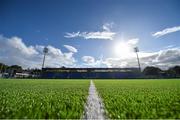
[0,0,180,69]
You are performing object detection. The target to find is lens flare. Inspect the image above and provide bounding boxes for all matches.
[114,42,131,58]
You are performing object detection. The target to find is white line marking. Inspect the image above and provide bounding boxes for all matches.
[83,80,106,119]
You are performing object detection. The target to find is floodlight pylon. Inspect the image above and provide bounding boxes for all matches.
[134,47,141,72]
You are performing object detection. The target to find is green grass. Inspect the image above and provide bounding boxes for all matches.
[94,79,180,119]
[1,79,180,119]
[0,79,89,119]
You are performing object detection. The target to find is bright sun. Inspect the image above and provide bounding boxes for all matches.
[114,42,131,58]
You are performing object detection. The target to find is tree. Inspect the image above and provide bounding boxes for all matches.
[0,63,8,73]
[9,65,22,71]
[166,68,176,78]
[173,66,180,76]
[7,65,22,77]
[143,66,162,77]
[167,66,180,77]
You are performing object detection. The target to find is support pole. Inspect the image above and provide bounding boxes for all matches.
[134,47,141,72]
[136,51,141,72]
[42,53,46,69]
[42,47,48,70]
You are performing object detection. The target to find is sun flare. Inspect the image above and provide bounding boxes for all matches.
[114,42,131,58]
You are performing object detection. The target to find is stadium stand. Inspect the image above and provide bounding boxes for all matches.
[41,67,141,79]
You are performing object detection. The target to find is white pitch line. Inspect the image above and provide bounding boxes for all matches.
[83,80,106,119]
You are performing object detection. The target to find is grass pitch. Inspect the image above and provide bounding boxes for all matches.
[94,79,180,119]
[0,79,89,119]
[0,79,180,119]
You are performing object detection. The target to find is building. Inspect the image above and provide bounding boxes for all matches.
[41,67,141,79]
[14,72,31,78]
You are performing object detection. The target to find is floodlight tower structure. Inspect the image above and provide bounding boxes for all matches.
[0,64,2,73]
[42,47,48,69]
[134,47,141,72]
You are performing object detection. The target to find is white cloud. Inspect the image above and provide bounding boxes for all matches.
[65,31,116,40]
[64,45,78,53]
[102,58,128,68]
[152,26,180,38]
[81,56,103,67]
[47,45,64,57]
[82,56,95,63]
[1,35,179,70]
[0,36,38,57]
[127,38,139,45]
[64,23,116,40]
[102,23,113,32]
[0,35,77,68]
[82,31,116,40]
[81,47,180,70]
[103,47,180,70]
[164,45,175,49]
[64,32,80,38]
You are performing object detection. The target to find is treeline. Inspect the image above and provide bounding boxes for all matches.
[0,63,22,72]
[142,66,180,78]
[0,63,41,77]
